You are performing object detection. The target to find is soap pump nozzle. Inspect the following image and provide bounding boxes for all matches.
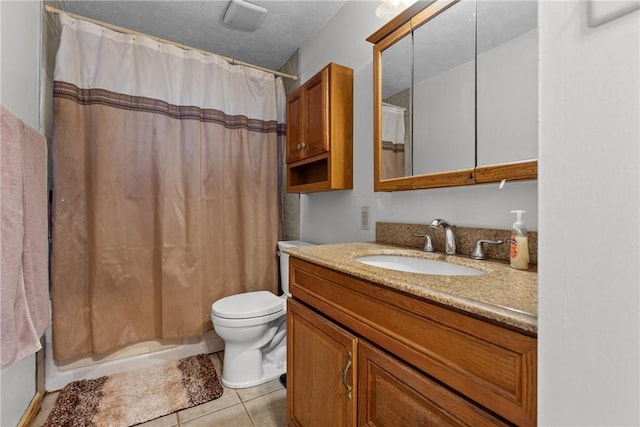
[510,209,526,229]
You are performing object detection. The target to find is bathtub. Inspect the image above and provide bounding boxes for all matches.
[44,327,224,391]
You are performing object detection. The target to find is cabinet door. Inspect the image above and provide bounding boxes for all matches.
[303,67,329,158]
[286,87,304,163]
[288,299,357,427]
[358,341,509,427]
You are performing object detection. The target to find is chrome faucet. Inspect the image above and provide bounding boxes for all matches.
[470,239,504,260]
[429,219,457,255]
[413,232,435,252]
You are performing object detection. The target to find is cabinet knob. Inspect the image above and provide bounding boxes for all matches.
[301,142,307,149]
[297,144,302,150]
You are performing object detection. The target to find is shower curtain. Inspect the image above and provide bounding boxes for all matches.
[381,103,407,179]
[51,14,284,361]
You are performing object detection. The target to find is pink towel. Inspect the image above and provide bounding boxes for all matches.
[1,105,50,368]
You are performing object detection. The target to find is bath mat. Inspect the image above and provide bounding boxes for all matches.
[44,353,223,426]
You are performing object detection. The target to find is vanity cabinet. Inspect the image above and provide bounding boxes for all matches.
[358,340,508,426]
[287,300,357,427]
[287,257,537,426]
[286,63,353,193]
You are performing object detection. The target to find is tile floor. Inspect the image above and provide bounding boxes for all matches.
[32,352,288,427]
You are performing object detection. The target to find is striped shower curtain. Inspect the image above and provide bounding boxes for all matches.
[51,13,284,361]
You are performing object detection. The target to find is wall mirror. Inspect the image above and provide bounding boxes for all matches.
[476,0,538,174]
[368,0,538,192]
[380,30,412,180]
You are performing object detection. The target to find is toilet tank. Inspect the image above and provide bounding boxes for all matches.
[277,241,315,296]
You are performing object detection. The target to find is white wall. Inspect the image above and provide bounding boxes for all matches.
[0,1,42,425]
[298,0,538,246]
[538,2,639,425]
[301,0,639,424]
[1,0,40,130]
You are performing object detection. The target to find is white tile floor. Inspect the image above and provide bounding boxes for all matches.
[32,352,288,427]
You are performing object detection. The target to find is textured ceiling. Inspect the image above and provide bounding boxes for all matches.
[60,0,348,72]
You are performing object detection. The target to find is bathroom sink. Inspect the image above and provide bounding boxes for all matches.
[355,255,485,276]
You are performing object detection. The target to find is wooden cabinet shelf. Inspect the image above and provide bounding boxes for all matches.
[288,155,329,191]
[286,63,353,193]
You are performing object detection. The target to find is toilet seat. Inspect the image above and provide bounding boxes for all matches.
[211,309,285,328]
[212,291,284,319]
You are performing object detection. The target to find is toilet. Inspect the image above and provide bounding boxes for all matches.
[210,240,315,388]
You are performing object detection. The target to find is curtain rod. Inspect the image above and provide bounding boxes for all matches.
[44,5,298,81]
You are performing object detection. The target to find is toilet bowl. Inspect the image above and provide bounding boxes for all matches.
[211,240,314,388]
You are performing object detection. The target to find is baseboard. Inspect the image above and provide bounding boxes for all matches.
[17,391,43,427]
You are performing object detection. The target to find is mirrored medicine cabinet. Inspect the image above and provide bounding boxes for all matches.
[368,0,538,192]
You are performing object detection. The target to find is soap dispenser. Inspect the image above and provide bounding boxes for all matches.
[509,210,530,270]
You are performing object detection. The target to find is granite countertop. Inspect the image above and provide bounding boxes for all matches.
[286,242,538,334]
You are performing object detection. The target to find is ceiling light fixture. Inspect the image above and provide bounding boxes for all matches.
[375,0,419,21]
[223,0,267,32]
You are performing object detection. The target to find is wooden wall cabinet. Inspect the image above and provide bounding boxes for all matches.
[287,257,537,426]
[286,63,353,193]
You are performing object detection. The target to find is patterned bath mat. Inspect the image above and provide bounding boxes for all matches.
[44,353,223,426]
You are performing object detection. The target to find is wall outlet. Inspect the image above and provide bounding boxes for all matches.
[361,206,370,230]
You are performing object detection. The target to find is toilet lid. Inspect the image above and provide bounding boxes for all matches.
[212,291,284,319]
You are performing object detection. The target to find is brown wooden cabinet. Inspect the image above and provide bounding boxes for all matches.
[286,69,328,163]
[286,63,353,193]
[288,257,537,426]
[287,299,357,427]
[358,340,509,426]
